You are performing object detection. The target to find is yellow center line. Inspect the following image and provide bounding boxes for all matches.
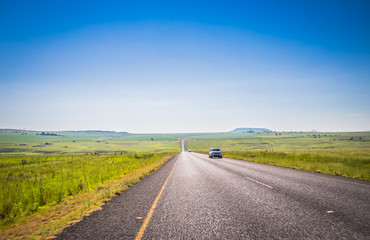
[135,157,179,240]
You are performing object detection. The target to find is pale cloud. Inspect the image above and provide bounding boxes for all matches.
[349,113,362,117]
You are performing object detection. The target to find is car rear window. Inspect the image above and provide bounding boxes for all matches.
[211,148,220,151]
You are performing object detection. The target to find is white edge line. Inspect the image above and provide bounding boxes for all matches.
[246,176,273,189]
[196,152,273,189]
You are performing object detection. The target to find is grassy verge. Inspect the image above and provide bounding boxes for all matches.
[187,132,370,181]
[0,152,177,239]
[223,150,370,180]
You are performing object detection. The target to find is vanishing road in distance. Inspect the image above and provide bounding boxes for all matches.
[57,143,370,239]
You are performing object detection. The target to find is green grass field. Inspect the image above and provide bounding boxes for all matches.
[0,152,175,225]
[0,152,177,239]
[0,130,182,238]
[1,129,369,238]
[186,132,370,181]
[0,130,184,155]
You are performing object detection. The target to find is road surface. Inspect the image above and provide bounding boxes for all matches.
[57,148,370,239]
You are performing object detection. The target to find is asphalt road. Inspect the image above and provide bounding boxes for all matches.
[57,149,370,239]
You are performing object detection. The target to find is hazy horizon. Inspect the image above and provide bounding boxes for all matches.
[1,1,369,133]
[2,127,369,134]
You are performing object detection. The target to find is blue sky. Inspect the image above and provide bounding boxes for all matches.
[1,0,369,132]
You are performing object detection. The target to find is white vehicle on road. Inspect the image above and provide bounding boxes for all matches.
[209,148,222,158]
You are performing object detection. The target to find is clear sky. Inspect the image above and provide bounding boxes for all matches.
[1,0,369,133]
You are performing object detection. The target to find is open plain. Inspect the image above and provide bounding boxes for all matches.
[1,130,369,239]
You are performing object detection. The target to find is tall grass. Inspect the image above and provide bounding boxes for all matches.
[187,133,370,181]
[0,152,174,225]
[224,150,370,180]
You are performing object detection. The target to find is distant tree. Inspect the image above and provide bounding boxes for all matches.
[151,138,154,141]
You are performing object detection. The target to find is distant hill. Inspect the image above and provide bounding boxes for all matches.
[231,128,272,133]
[0,129,128,137]
[60,130,128,137]
[61,130,128,134]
